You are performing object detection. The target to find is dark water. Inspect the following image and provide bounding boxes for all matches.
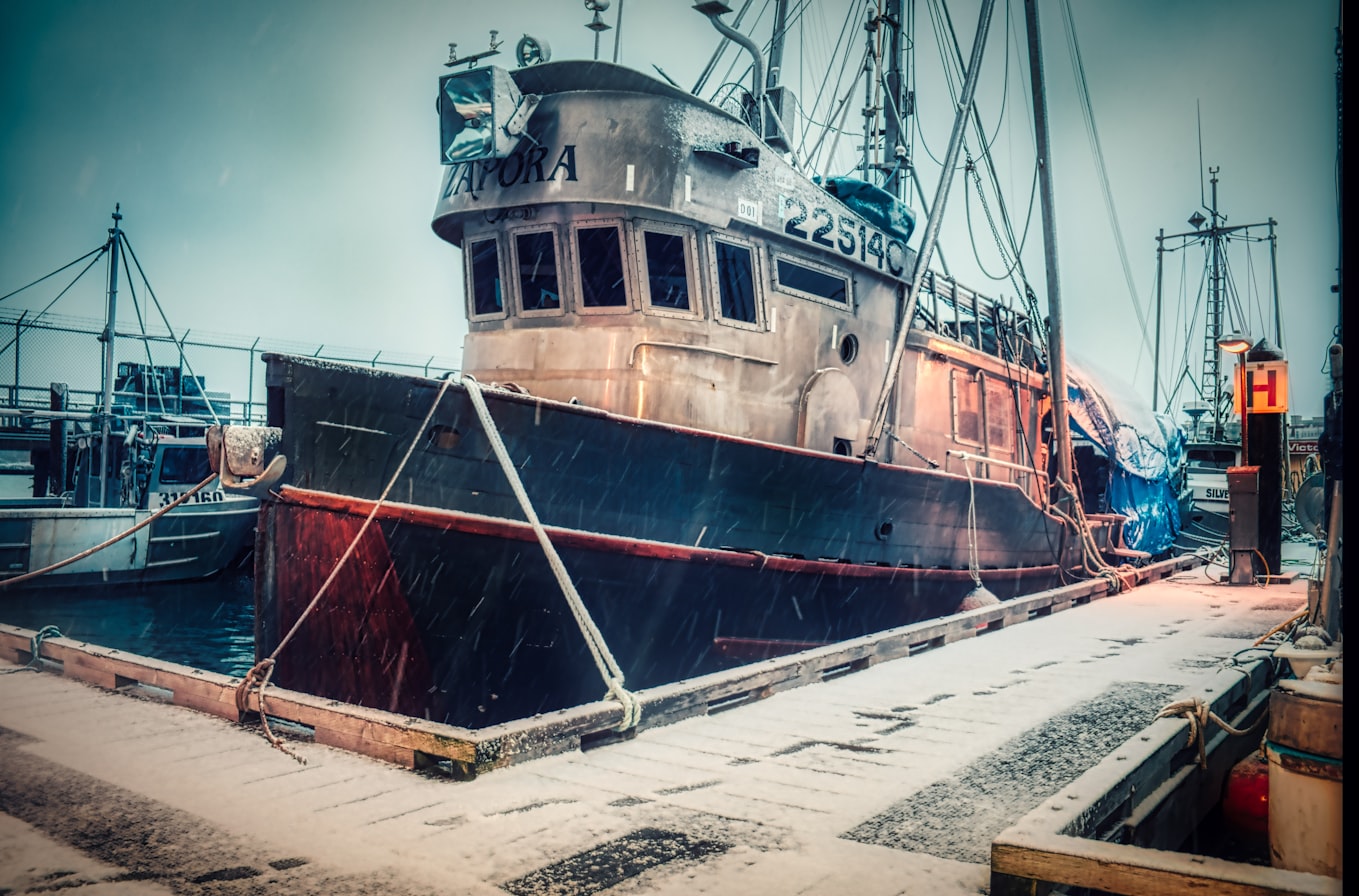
[0,573,256,677]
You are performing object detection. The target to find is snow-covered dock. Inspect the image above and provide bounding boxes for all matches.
[0,542,1331,895]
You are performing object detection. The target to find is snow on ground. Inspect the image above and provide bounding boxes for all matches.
[0,541,1321,894]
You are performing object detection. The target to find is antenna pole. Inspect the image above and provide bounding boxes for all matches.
[1023,0,1074,506]
[1269,218,1281,347]
[1154,228,1164,412]
[99,205,123,508]
[863,0,997,456]
[1197,100,1206,209]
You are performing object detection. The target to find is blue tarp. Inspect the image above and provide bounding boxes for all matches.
[821,176,916,244]
[1066,360,1187,556]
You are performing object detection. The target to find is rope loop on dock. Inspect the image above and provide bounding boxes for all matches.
[1154,696,1265,769]
[0,472,219,590]
[462,375,642,732]
[0,625,63,675]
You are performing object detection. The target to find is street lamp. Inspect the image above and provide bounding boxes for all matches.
[1217,332,1253,458]
[1217,332,1254,584]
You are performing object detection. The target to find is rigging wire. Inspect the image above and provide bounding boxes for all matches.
[0,246,106,304]
[796,4,864,174]
[115,239,172,421]
[0,248,108,357]
[1059,0,1153,369]
[912,0,965,168]
[121,234,222,425]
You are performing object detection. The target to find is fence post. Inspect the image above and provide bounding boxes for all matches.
[12,311,27,407]
[47,383,69,498]
[247,337,260,423]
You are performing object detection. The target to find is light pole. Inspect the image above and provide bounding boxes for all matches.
[1217,332,1254,584]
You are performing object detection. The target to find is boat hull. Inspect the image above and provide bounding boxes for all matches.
[248,356,1083,724]
[264,355,1066,572]
[0,500,256,589]
[257,486,1063,727]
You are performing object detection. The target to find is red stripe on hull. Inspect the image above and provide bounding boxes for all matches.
[268,502,435,716]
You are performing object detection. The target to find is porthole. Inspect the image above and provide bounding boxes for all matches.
[839,333,859,365]
[833,438,853,456]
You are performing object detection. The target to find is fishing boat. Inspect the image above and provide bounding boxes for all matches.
[1152,169,1281,552]
[217,0,1184,727]
[0,209,258,590]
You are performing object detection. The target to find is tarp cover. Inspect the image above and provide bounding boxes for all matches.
[1066,359,1186,555]
[821,176,916,244]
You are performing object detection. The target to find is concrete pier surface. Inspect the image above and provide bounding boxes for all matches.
[0,542,1321,895]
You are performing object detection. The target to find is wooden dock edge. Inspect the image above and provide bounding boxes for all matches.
[989,656,1344,896]
[0,553,1202,779]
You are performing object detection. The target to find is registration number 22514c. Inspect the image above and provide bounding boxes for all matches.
[781,195,908,278]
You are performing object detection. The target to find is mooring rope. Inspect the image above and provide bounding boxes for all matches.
[461,375,641,732]
[1045,479,1137,592]
[1155,695,1267,769]
[961,461,984,589]
[0,625,63,674]
[0,472,220,590]
[234,376,455,763]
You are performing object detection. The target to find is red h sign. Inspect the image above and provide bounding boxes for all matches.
[1234,360,1289,414]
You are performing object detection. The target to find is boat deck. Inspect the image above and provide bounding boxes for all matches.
[0,542,1323,896]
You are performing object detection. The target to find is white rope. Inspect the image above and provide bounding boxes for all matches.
[962,461,983,587]
[461,376,641,731]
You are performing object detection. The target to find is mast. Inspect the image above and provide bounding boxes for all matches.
[1158,172,1273,443]
[1205,169,1226,440]
[1153,228,1164,412]
[863,0,997,457]
[879,0,907,199]
[766,0,786,93]
[1023,0,1074,504]
[98,205,123,507]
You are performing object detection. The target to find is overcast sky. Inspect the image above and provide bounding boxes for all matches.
[0,0,1341,418]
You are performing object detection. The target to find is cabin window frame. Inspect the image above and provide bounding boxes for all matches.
[568,219,634,316]
[464,233,509,321]
[770,250,853,309]
[510,225,567,318]
[705,232,764,331]
[983,375,1017,455]
[950,368,984,448]
[633,220,703,320]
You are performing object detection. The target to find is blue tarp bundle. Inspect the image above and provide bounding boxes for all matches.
[1066,360,1187,555]
[821,176,916,244]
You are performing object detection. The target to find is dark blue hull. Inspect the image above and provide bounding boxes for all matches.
[257,488,1062,727]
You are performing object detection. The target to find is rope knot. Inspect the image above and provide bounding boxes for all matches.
[234,658,276,716]
[1155,695,1261,769]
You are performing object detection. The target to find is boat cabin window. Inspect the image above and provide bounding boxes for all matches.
[1187,447,1237,469]
[640,229,693,312]
[575,224,629,309]
[157,445,213,486]
[514,230,562,313]
[772,255,849,306]
[713,238,758,325]
[951,370,983,447]
[985,379,1016,454]
[467,237,504,317]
